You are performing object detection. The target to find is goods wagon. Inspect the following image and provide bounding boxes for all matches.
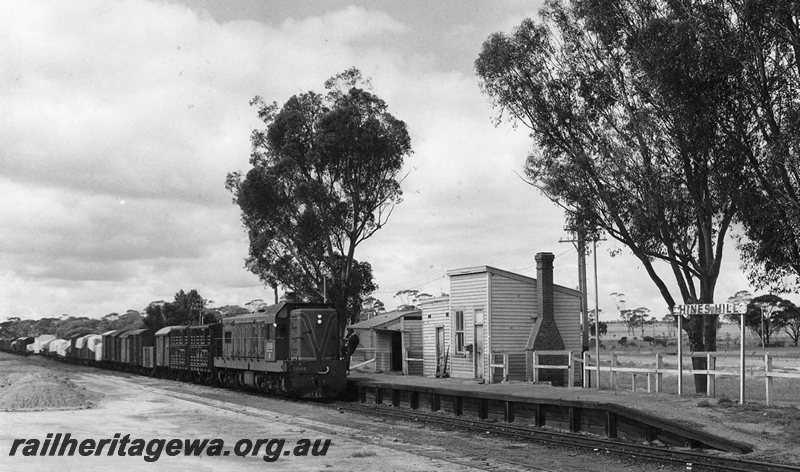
[31,335,56,354]
[68,334,87,362]
[169,326,190,373]
[12,337,34,354]
[84,334,103,362]
[154,325,186,374]
[119,329,154,371]
[188,323,221,380]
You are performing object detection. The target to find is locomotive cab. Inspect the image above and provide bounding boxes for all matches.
[287,306,347,397]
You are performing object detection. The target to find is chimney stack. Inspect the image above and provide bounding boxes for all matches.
[526,252,566,385]
[536,252,555,326]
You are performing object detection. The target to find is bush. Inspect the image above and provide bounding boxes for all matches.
[652,338,668,347]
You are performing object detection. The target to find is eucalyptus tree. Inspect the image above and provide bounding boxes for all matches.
[476,0,746,391]
[226,68,411,328]
[713,2,800,292]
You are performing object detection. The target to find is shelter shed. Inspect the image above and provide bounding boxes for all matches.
[349,309,423,375]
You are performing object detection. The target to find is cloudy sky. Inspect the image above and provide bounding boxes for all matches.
[1,0,759,321]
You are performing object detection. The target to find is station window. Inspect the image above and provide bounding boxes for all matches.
[455,310,465,354]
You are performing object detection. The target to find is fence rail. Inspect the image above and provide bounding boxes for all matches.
[489,352,510,382]
[524,350,577,387]
[577,351,800,406]
[487,349,799,405]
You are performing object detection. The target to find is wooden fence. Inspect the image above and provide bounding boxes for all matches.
[490,349,800,406]
[582,351,800,406]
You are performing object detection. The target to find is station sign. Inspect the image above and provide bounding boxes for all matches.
[672,303,747,316]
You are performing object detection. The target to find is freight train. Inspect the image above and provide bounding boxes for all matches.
[0,302,347,399]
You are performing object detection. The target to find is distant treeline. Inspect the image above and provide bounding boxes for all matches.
[1,289,252,339]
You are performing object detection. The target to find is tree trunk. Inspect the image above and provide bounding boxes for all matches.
[686,315,707,393]
[687,278,719,394]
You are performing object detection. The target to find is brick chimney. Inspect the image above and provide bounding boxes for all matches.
[526,252,566,385]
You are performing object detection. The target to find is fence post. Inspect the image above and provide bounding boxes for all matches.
[568,351,574,388]
[502,353,509,382]
[526,350,533,382]
[583,351,589,388]
[532,352,539,383]
[706,353,715,398]
[765,353,772,407]
[610,352,617,390]
[655,353,662,393]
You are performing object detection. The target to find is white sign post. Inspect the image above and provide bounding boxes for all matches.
[672,303,747,403]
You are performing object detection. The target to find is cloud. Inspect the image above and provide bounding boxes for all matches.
[278,5,408,44]
[0,0,422,316]
[1,0,763,320]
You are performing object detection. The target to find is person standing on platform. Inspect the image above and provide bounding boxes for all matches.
[344,328,360,374]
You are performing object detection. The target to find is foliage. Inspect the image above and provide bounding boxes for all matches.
[96,310,144,333]
[325,258,377,325]
[724,290,754,324]
[660,314,678,337]
[721,2,800,292]
[215,305,251,319]
[589,320,607,337]
[476,0,754,367]
[0,318,37,338]
[0,311,145,340]
[611,292,649,336]
[741,294,794,347]
[226,68,412,328]
[393,289,433,311]
[142,290,209,331]
[776,303,800,347]
[358,296,386,322]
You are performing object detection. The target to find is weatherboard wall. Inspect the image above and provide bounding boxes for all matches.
[440,265,583,383]
[553,286,582,356]
[488,270,538,381]
[447,271,486,380]
[420,297,450,377]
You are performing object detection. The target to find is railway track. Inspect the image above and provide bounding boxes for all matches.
[335,401,800,472]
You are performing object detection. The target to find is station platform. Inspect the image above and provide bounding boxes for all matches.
[346,372,796,462]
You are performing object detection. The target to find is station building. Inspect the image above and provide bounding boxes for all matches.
[420,252,582,385]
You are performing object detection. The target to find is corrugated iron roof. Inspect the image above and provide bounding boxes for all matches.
[349,309,421,330]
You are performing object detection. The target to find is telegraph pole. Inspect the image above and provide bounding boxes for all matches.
[562,226,605,388]
[560,230,589,350]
